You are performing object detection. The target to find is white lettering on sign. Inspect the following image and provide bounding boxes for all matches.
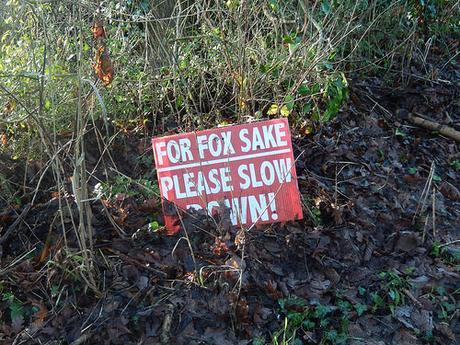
[238,158,292,189]
[197,131,235,159]
[156,138,193,164]
[152,118,303,232]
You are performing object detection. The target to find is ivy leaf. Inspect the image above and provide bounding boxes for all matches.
[354,303,368,316]
[298,84,310,95]
[302,103,312,115]
[284,95,295,110]
[10,300,24,321]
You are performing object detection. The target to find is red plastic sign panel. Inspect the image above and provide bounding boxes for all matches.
[152,118,303,234]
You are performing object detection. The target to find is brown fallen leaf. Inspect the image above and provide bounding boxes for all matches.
[31,300,48,327]
[439,181,460,201]
[435,322,456,341]
[403,174,421,184]
[138,198,158,213]
[265,280,283,300]
[395,231,420,252]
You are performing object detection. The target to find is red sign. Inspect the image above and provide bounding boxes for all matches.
[152,118,303,234]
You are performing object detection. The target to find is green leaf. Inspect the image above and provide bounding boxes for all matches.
[431,241,441,257]
[395,128,406,137]
[298,84,310,96]
[278,298,286,310]
[451,160,460,171]
[408,167,418,175]
[50,285,60,297]
[323,62,333,70]
[10,300,24,320]
[283,34,294,44]
[283,95,294,110]
[269,0,279,12]
[311,83,321,94]
[2,292,14,303]
[302,103,312,115]
[337,300,352,313]
[354,303,368,316]
[321,1,331,14]
[280,105,290,117]
[389,289,400,304]
[325,329,338,341]
[319,318,330,327]
[433,174,442,182]
[314,304,333,318]
[302,319,315,329]
[435,286,446,296]
[371,293,384,311]
[44,99,52,111]
[442,302,456,312]
[267,103,278,116]
[149,221,160,232]
[252,336,265,345]
[288,312,304,327]
[226,0,239,10]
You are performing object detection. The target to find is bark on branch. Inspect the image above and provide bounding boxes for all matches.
[408,113,460,143]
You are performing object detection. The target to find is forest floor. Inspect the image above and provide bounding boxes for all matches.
[0,60,459,345]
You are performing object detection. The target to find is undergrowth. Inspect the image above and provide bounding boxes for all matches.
[1,0,458,161]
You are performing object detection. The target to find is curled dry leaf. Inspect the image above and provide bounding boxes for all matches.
[1,133,7,146]
[94,46,114,86]
[92,20,114,86]
[91,20,106,39]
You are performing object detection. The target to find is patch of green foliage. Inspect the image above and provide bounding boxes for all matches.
[1,289,39,326]
[423,285,459,325]
[451,160,460,171]
[2,291,25,322]
[372,271,410,314]
[95,176,159,200]
[431,241,460,265]
[270,295,359,345]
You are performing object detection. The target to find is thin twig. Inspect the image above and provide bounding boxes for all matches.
[0,204,32,245]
